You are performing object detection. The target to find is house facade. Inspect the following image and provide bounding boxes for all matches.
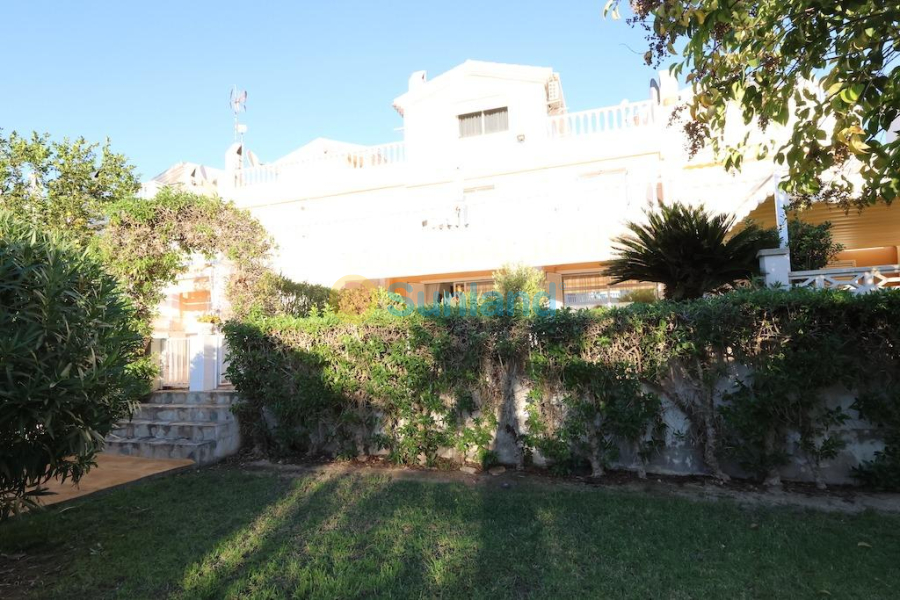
[143,60,898,387]
[211,60,790,307]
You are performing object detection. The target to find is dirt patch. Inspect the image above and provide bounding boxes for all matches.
[230,456,900,515]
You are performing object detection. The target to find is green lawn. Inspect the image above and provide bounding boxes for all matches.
[1,467,898,599]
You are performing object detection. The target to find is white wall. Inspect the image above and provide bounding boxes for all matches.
[215,62,783,287]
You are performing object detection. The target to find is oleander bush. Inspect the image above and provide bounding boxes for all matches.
[224,287,900,488]
[0,213,144,518]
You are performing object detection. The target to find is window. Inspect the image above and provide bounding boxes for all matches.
[562,273,656,309]
[458,107,509,138]
[423,280,495,305]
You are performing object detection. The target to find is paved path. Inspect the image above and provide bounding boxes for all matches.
[35,454,194,506]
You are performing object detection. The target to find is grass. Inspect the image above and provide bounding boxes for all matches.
[1,466,898,599]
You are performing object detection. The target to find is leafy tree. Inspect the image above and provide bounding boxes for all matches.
[603,202,773,300]
[787,218,844,271]
[0,131,139,247]
[611,0,900,209]
[0,131,274,332]
[0,213,144,518]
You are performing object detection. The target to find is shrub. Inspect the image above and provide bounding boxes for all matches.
[229,269,331,319]
[617,287,658,304]
[604,202,775,300]
[788,219,844,271]
[0,213,144,518]
[334,286,376,315]
[492,263,547,314]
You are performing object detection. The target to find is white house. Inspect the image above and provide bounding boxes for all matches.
[144,60,900,388]
[211,61,783,304]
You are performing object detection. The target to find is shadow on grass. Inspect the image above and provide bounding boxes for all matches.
[175,472,487,598]
[171,471,900,599]
[2,467,900,599]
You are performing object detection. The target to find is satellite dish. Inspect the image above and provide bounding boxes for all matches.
[230,85,248,115]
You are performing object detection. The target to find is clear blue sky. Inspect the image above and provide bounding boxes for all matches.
[3,0,661,180]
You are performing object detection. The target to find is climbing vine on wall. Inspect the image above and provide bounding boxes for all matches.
[224,288,900,488]
[96,187,273,334]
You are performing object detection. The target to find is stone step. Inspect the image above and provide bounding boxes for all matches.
[134,403,236,423]
[104,436,217,465]
[146,390,239,406]
[104,390,242,465]
[112,419,236,442]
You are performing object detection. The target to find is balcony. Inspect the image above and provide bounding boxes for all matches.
[789,264,900,293]
[228,99,659,190]
[546,99,656,138]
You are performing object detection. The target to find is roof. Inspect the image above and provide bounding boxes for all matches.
[148,162,222,185]
[392,60,558,116]
[139,162,222,198]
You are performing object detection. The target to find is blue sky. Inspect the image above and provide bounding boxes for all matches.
[3,1,662,180]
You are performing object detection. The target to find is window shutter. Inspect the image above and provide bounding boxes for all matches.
[458,112,483,138]
[483,108,509,134]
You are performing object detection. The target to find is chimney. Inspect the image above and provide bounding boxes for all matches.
[657,69,680,106]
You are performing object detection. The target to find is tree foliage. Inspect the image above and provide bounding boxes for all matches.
[603,201,773,300]
[787,218,844,271]
[0,131,276,335]
[96,187,273,332]
[0,131,139,246]
[0,213,144,518]
[612,0,900,209]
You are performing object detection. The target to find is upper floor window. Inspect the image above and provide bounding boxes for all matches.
[458,107,509,138]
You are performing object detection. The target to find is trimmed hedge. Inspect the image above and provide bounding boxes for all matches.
[223,288,900,488]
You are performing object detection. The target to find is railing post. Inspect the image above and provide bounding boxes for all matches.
[859,269,878,294]
[757,248,791,288]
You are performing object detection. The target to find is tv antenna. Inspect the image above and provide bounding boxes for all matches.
[230,85,248,144]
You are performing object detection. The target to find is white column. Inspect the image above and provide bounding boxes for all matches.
[774,171,790,249]
[757,248,791,288]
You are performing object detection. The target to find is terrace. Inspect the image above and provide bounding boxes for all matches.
[226,99,659,189]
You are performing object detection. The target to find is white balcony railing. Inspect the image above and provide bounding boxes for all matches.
[547,100,656,138]
[234,141,406,188]
[229,99,659,189]
[790,264,900,294]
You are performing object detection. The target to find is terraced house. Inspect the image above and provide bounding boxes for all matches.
[144,60,900,386]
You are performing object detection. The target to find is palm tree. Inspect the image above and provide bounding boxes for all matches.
[604,202,777,300]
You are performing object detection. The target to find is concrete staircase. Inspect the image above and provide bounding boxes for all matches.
[104,390,241,465]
